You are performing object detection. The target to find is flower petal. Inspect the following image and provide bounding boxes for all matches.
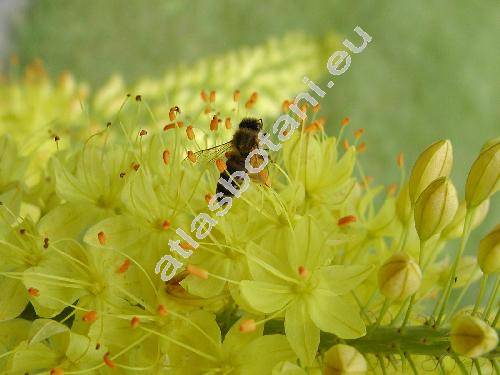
[240,281,293,313]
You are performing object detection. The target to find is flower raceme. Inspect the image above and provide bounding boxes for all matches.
[0,79,499,373]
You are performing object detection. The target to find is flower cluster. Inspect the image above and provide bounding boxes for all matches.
[0,56,498,375]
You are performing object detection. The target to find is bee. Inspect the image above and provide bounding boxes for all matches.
[190,117,270,197]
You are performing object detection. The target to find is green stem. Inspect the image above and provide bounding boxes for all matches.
[483,275,499,320]
[435,209,474,326]
[472,275,488,315]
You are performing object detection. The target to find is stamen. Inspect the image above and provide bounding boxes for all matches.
[139,129,147,137]
[117,259,131,274]
[343,139,350,150]
[250,92,258,103]
[157,304,168,316]
[98,231,106,245]
[233,90,241,102]
[176,121,184,128]
[209,90,216,103]
[298,265,309,279]
[132,163,140,171]
[28,287,39,297]
[169,108,176,121]
[50,368,64,375]
[341,117,350,126]
[338,215,357,227]
[103,352,116,369]
[187,264,208,280]
[187,151,197,163]
[83,310,98,323]
[216,159,226,173]
[313,103,321,113]
[225,117,232,129]
[163,150,170,165]
[186,126,195,140]
[239,319,256,333]
[130,316,140,328]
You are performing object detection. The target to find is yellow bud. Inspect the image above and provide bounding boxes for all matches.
[477,224,500,274]
[441,200,489,240]
[378,253,422,301]
[323,344,367,375]
[414,177,458,241]
[395,182,412,224]
[408,140,453,204]
[450,315,498,358]
[465,140,500,208]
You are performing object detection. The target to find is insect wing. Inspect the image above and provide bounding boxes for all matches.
[189,141,233,166]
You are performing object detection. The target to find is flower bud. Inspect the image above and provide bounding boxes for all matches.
[395,182,412,224]
[450,315,498,358]
[378,253,422,301]
[477,225,500,274]
[465,140,500,208]
[408,140,453,204]
[414,177,458,241]
[441,199,489,240]
[323,344,367,375]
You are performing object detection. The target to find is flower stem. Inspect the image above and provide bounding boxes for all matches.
[472,275,488,315]
[435,209,474,326]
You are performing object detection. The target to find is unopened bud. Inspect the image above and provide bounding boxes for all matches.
[441,200,490,240]
[477,225,500,274]
[408,140,453,204]
[323,344,367,375]
[414,177,458,241]
[465,140,499,209]
[450,315,498,358]
[378,253,422,301]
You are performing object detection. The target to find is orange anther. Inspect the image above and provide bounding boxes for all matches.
[205,193,213,204]
[180,242,192,250]
[312,104,321,113]
[250,92,258,103]
[139,129,147,137]
[83,310,98,323]
[28,287,39,297]
[216,159,226,173]
[163,123,176,131]
[169,109,176,121]
[239,319,257,333]
[341,117,350,126]
[162,220,171,230]
[186,125,195,140]
[342,139,350,150]
[354,128,364,139]
[187,151,197,163]
[157,304,168,316]
[162,150,170,165]
[397,152,404,168]
[131,316,140,328]
[338,215,357,227]
[209,90,216,103]
[103,352,116,369]
[282,100,291,113]
[210,116,219,131]
[117,259,131,274]
[387,183,398,196]
[98,231,106,245]
[298,266,309,278]
[50,368,64,375]
[233,90,241,102]
[245,99,255,109]
[187,264,208,279]
[225,117,232,129]
[357,142,366,153]
[200,90,208,102]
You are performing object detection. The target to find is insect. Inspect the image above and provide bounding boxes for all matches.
[190,117,270,197]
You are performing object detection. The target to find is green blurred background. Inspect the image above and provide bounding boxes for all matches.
[4,0,499,217]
